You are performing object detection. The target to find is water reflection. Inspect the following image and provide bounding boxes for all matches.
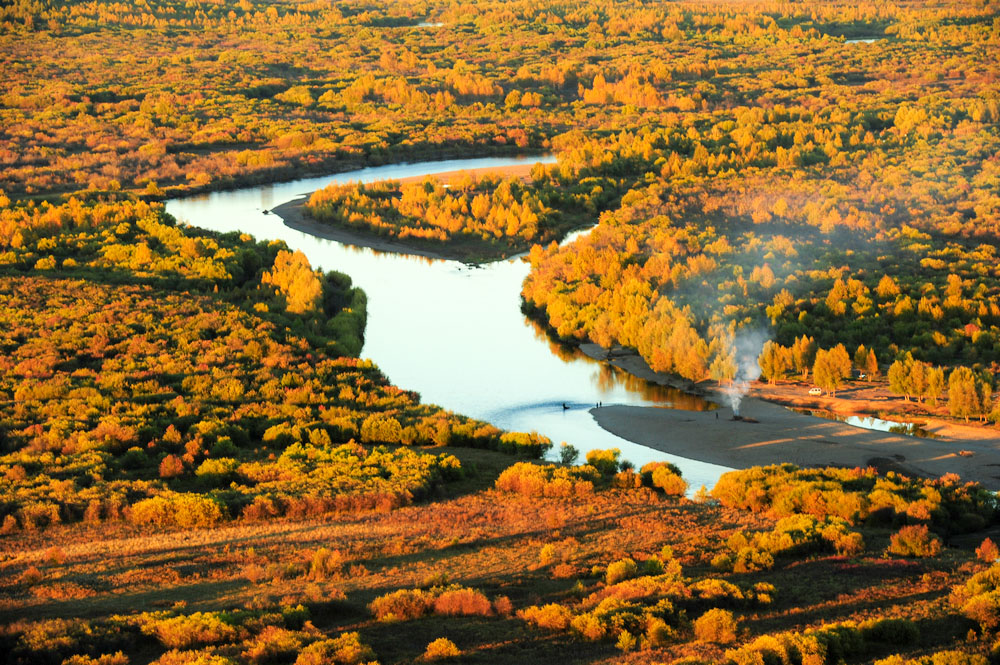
[791,408,936,439]
[523,316,719,408]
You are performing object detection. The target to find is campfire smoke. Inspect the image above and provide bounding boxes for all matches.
[722,329,768,418]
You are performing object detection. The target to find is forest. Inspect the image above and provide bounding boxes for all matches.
[3,0,1000,663]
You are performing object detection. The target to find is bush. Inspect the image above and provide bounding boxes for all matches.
[294,632,375,665]
[423,638,460,660]
[368,588,434,621]
[360,414,403,444]
[605,558,638,585]
[559,443,579,465]
[586,448,622,475]
[875,651,987,665]
[129,495,225,529]
[432,588,492,616]
[519,603,573,631]
[694,608,739,644]
[498,431,553,458]
[887,525,942,558]
[978,538,999,563]
[143,612,239,649]
[494,462,598,496]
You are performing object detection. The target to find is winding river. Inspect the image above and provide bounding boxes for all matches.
[166,156,732,489]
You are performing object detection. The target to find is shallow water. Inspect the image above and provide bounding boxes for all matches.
[791,408,936,439]
[166,156,731,488]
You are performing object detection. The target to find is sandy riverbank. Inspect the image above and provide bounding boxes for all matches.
[579,344,1000,488]
[270,162,540,262]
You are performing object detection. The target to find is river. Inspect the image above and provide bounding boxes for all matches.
[166,156,732,489]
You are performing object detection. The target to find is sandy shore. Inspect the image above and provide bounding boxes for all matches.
[270,163,540,262]
[580,344,1000,488]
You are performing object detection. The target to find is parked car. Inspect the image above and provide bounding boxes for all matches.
[808,387,822,396]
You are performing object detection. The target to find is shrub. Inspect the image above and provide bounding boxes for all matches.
[978,538,999,563]
[875,652,988,665]
[605,558,638,585]
[143,612,239,649]
[694,608,739,643]
[432,588,492,616]
[151,651,237,665]
[498,431,553,458]
[158,455,186,478]
[369,588,434,621]
[492,596,513,617]
[360,414,403,444]
[308,547,344,579]
[129,495,225,529]
[559,442,579,465]
[242,626,308,664]
[62,654,130,665]
[423,638,460,660]
[195,458,239,480]
[494,462,598,496]
[519,603,573,631]
[586,448,622,475]
[294,632,375,665]
[888,525,942,558]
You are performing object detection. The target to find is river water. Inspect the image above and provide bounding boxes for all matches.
[166,156,732,489]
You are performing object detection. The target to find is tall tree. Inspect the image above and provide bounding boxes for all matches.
[865,349,879,381]
[813,345,851,396]
[791,335,816,381]
[926,366,945,406]
[888,355,915,401]
[948,367,981,423]
[758,340,788,384]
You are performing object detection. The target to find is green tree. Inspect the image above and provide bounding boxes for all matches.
[888,355,914,401]
[926,366,945,406]
[791,335,816,381]
[758,340,788,384]
[813,345,851,396]
[949,367,981,423]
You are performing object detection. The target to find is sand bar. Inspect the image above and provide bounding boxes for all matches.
[583,345,1000,488]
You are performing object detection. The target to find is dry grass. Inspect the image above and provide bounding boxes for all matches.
[0,448,989,664]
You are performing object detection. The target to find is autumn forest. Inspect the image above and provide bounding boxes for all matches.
[2,0,1000,664]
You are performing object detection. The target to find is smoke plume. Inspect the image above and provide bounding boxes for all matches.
[722,329,768,416]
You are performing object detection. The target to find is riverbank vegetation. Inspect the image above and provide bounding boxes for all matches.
[0,194,560,534]
[4,0,1000,662]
